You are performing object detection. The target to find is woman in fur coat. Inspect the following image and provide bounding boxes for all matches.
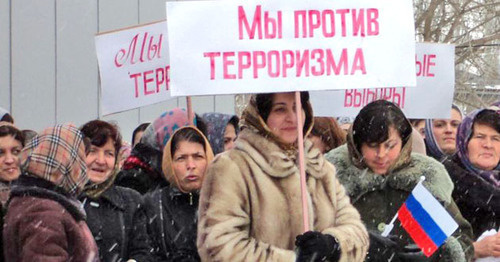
[441,108,499,259]
[325,100,474,262]
[197,92,368,262]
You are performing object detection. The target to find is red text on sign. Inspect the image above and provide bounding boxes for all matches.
[344,88,406,108]
[294,8,379,38]
[129,66,170,98]
[204,48,366,80]
[115,32,163,68]
[238,5,282,40]
[415,54,436,77]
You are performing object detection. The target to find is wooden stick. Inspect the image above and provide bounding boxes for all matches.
[186,96,194,125]
[295,91,309,232]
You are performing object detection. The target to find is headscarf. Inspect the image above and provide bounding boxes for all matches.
[240,94,314,155]
[346,126,414,174]
[19,124,88,196]
[202,113,239,155]
[346,100,413,174]
[0,107,9,120]
[456,109,500,187]
[162,126,214,193]
[140,108,194,152]
[424,105,463,160]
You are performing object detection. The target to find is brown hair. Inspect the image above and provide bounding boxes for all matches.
[310,117,346,152]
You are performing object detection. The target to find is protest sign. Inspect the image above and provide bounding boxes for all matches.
[310,43,455,119]
[166,0,416,96]
[95,21,171,116]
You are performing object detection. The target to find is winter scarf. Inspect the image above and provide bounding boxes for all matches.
[326,144,453,204]
[456,109,500,187]
[141,108,194,152]
[162,126,213,193]
[240,94,314,157]
[202,113,239,155]
[19,124,88,196]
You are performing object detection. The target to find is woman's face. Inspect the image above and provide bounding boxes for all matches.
[172,141,208,192]
[414,120,425,139]
[223,124,237,152]
[266,92,306,145]
[467,123,500,171]
[0,135,22,182]
[432,109,462,154]
[85,138,116,184]
[361,126,403,175]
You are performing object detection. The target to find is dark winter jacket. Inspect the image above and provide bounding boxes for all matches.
[443,156,500,239]
[326,145,474,262]
[114,143,168,195]
[3,175,99,262]
[143,186,200,262]
[143,126,213,262]
[80,185,153,262]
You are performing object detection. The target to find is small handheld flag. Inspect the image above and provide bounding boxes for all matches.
[383,177,458,257]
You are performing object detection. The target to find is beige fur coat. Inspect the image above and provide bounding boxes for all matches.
[197,127,368,261]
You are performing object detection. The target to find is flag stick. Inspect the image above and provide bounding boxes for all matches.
[382,176,426,237]
[186,96,194,125]
[295,91,309,232]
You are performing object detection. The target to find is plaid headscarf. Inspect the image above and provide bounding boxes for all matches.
[456,109,500,187]
[20,124,88,195]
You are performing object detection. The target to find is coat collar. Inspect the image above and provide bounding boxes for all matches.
[326,145,453,204]
[235,128,328,179]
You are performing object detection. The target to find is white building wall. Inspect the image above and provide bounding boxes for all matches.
[1,0,235,143]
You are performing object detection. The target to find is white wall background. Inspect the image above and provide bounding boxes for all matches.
[0,0,235,143]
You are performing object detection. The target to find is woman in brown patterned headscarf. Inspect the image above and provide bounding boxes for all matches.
[3,124,99,262]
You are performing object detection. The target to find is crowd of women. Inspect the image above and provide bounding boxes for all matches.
[0,94,498,262]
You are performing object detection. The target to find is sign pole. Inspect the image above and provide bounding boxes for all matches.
[295,91,309,232]
[186,96,194,125]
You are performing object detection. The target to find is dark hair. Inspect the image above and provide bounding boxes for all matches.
[228,115,240,132]
[0,125,24,147]
[451,104,462,117]
[80,120,122,156]
[170,128,206,156]
[1,114,14,124]
[132,123,150,146]
[352,100,412,152]
[473,109,500,134]
[195,114,207,136]
[22,129,37,146]
[256,91,311,133]
[310,117,346,152]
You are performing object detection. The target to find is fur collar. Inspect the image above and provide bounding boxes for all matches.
[235,128,328,179]
[325,145,453,204]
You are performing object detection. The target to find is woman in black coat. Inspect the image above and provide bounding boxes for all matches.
[143,126,213,261]
[79,120,152,262]
[442,108,500,259]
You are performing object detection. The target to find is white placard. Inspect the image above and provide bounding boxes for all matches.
[95,21,172,116]
[310,43,455,119]
[166,0,416,96]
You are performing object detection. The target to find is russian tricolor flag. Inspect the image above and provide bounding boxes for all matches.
[397,181,458,257]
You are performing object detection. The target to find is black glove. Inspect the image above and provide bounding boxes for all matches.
[295,231,341,262]
[397,244,426,262]
[366,231,403,262]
